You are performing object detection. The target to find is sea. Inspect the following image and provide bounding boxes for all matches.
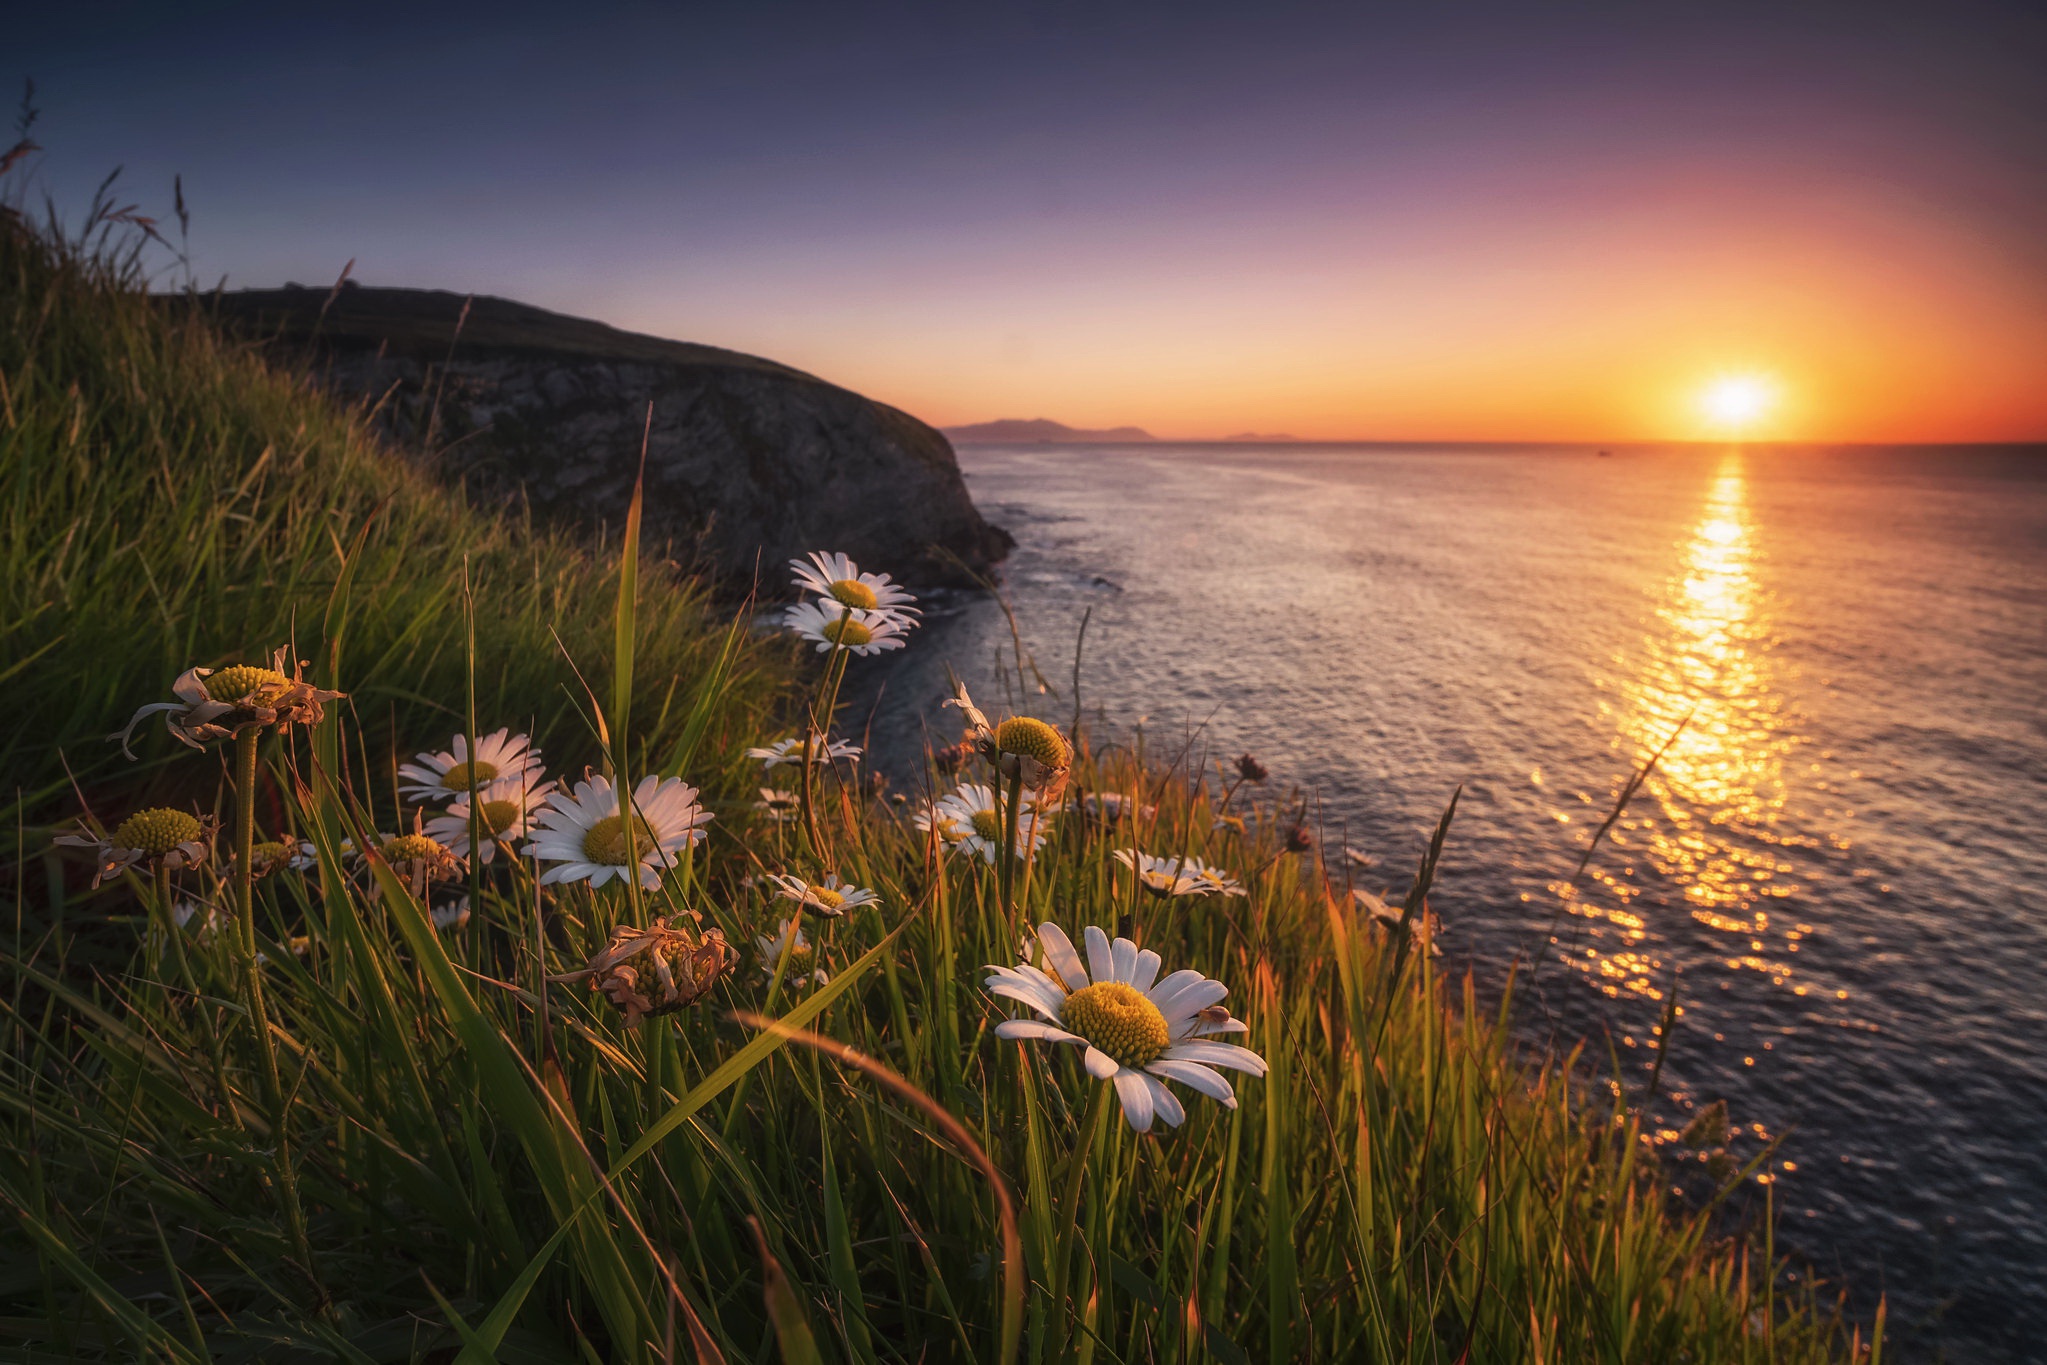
[847,442,2047,1363]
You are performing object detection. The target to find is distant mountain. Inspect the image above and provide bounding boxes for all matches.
[944,418,1154,444]
[1223,432,1300,442]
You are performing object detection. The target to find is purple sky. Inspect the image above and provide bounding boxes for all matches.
[15,2,2047,439]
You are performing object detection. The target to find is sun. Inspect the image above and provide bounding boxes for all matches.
[1697,374,1778,434]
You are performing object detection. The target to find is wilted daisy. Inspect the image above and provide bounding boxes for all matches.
[789,551,921,621]
[552,911,736,1026]
[380,826,462,889]
[784,599,910,656]
[985,922,1268,1133]
[943,681,1071,792]
[766,871,881,920]
[744,733,864,769]
[117,649,343,757]
[398,728,542,803]
[756,917,829,989]
[245,839,293,879]
[927,782,1050,864]
[754,788,800,824]
[523,774,712,890]
[55,808,215,888]
[426,773,555,863]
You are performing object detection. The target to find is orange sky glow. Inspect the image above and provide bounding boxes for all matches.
[603,171,2047,443]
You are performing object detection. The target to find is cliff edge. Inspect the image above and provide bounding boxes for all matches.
[202,284,1013,590]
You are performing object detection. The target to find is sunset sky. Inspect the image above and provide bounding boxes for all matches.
[18,2,2047,442]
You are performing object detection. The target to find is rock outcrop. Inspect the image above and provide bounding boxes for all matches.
[205,284,1012,590]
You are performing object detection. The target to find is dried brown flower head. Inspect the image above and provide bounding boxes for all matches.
[117,648,345,757]
[1235,753,1268,783]
[557,911,737,1027]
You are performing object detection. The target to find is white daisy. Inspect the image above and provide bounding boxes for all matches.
[1112,849,1215,899]
[765,871,881,919]
[426,774,556,862]
[756,917,830,988]
[754,788,800,824]
[521,774,713,890]
[789,551,921,620]
[783,600,911,656]
[743,733,864,769]
[1180,856,1247,898]
[398,728,543,803]
[928,782,1049,864]
[432,896,472,931]
[984,922,1268,1133]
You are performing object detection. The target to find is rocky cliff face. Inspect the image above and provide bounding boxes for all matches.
[207,285,1012,590]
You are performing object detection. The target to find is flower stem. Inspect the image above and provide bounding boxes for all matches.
[232,727,320,1301]
[799,616,854,867]
[997,767,1025,931]
[1049,1080,1112,1349]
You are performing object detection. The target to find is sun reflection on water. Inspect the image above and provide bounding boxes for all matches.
[1564,453,1807,999]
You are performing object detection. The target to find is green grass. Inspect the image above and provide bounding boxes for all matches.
[0,204,1880,1362]
[0,199,784,841]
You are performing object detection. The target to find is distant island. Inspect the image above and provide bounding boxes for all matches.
[943,417,1155,443]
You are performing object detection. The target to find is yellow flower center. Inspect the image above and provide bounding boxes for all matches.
[202,665,288,704]
[113,808,202,854]
[582,813,655,866]
[1060,981,1169,1069]
[993,716,1070,770]
[441,759,499,791]
[822,616,873,647]
[774,941,815,971]
[384,834,446,862]
[477,798,521,835]
[969,809,1004,842]
[808,886,845,910]
[827,579,879,610]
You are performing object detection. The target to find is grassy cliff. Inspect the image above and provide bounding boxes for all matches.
[0,211,1878,1363]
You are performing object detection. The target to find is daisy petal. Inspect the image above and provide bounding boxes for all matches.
[1147,1058,1238,1105]
[1111,936,1138,985]
[1130,948,1163,993]
[1162,979,1230,1029]
[1083,1047,1121,1081]
[1112,1069,1155,1132]
[1159,1040,1270,1076]
[986,975,1066,1021]
[1083,926,1116,985]
[1146,969,1209,1014]
[994,1020,1085,1045]
[1038,923,1090,990]
[1145,1073,1187,1128]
